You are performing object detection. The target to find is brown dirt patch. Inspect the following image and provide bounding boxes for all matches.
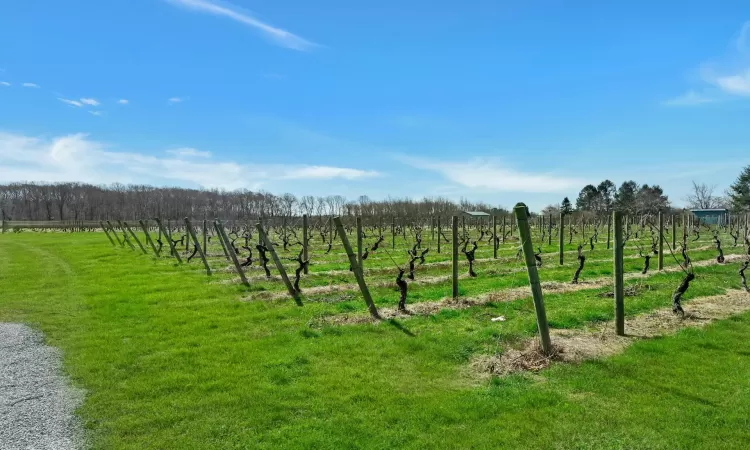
[471,289,750,377]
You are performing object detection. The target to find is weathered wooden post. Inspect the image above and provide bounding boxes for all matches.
[613,211,624,336]
[452,215,459,299]
[215,220,248,286]
[356,216,363,268]
[547,214,552,246]
[462,215,466,239]
[213,220,230,261]
[333,217,379,318]
[514,203,553,355]
[106,220,124,247]
[502,216,506,244]
[437,216,441,254]
[155,218,182,263]
[658,211,664,271]
[100,221,116,246]
[139,220,159,255]
[493,215,498,259]
[683,210,687,244]
[202,219,207,256]
[302,214,309,275]
[559,212,564,265]
[185,218,211,276]
[391,216,395,249]
[606,213,611,250]
[117,220,136,251]
[256,222,300,305]
[671,214,676,251]
[123,221,147,254]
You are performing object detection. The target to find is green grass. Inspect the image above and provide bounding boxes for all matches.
[1,232,750,449]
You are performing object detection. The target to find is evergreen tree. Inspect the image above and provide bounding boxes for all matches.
[561,197,573,215]
[728,165,750,212]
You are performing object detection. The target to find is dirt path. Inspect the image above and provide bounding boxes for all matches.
[0,323,84,449]
[471,289,750,377]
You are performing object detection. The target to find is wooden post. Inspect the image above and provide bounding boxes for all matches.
[106,220,124,247]
[356,216,363,268]
[452,215,459,299]
[302,214,309,275]
[117,220,136,251]
[123,221,147,254]
[202,219,207,256]
[547,214,552,246]
[216,220,249,286]
[462,215,466,239]
[671,214,676,251]
[502,216,506,244]
[606,213,612,250]
[333,217,379,318]
[613,211,625,336]
[391,216,395,249]
[155,218,182,263]
[658,211,664,270]
[213,220,230,261]
[139,220,160,256]
[493,215,498,259]
[256,222,300,305]
[185,218,211,275]
[682,211,687,244]
[514,203,552,355]
[437,216,441,254]
[1,219,7,234]
[559,212,564,265]
[100,221,116,246]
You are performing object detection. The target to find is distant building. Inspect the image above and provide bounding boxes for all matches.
[461,211,491,218]
[690,208,728,225]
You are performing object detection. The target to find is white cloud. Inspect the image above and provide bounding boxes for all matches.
[662,90,718,106]
[394,155,582,193]
[0,131,379,189]
[0,81,9,87]
[168,97,183,103]
[690,21,750,99]
[22,83,39,88]
[58,98,84,107]
[117,99,129,105]
[88,110,104,116]
[80,98,100,106]
[166,147,212,158]
[165,0,317,51]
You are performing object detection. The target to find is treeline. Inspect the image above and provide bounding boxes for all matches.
[0,182,506,221]
[543,180,671,217]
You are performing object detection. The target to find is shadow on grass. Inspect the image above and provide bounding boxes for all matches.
[386,318,416,337]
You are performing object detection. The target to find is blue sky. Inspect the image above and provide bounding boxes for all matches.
[1,0,750,211]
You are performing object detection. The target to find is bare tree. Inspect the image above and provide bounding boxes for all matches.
[685,181,721,209]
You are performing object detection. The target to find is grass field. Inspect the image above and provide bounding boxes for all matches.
[1,226,750,449]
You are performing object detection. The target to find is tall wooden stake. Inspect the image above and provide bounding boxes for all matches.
[333,217,379,318]
[185,218,211,276]
[216,220,248,286]
[437,216,441,254]
[559,212,565,265]
[606,213,611,250]
[139,220,160,255]
[514,203,552,355]
[123,221,147,254]
[658,211,664,271]
[106,220,124,247]
[155,218,182,263]
[302,214,309,275]
[356,216,363,268]
[257,222,300,305]
[613,210,625,335]
[100,221,116,246]
[493,215,498,259]
[452,215,459,299]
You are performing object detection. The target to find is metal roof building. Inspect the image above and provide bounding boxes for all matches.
[690,208,728,225]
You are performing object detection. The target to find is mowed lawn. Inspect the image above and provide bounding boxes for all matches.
[1,233,750,449]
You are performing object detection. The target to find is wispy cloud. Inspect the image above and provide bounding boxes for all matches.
[0,81,9,87]
[80,98,100,106]
[22,82,39,88]
[58,98,84,107]
[168,97,184,103]
[662,90,718,107]
[88,110,104,116]
[166,147,212,158]
[165,0,317,51]
[394,155,582,193]
[0,131,379,189]
[689,21,750,99]
[117,99,129,105]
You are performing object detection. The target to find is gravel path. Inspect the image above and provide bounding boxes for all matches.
[0,323,84,450]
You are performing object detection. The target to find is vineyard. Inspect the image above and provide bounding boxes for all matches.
[1,208,750,448]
